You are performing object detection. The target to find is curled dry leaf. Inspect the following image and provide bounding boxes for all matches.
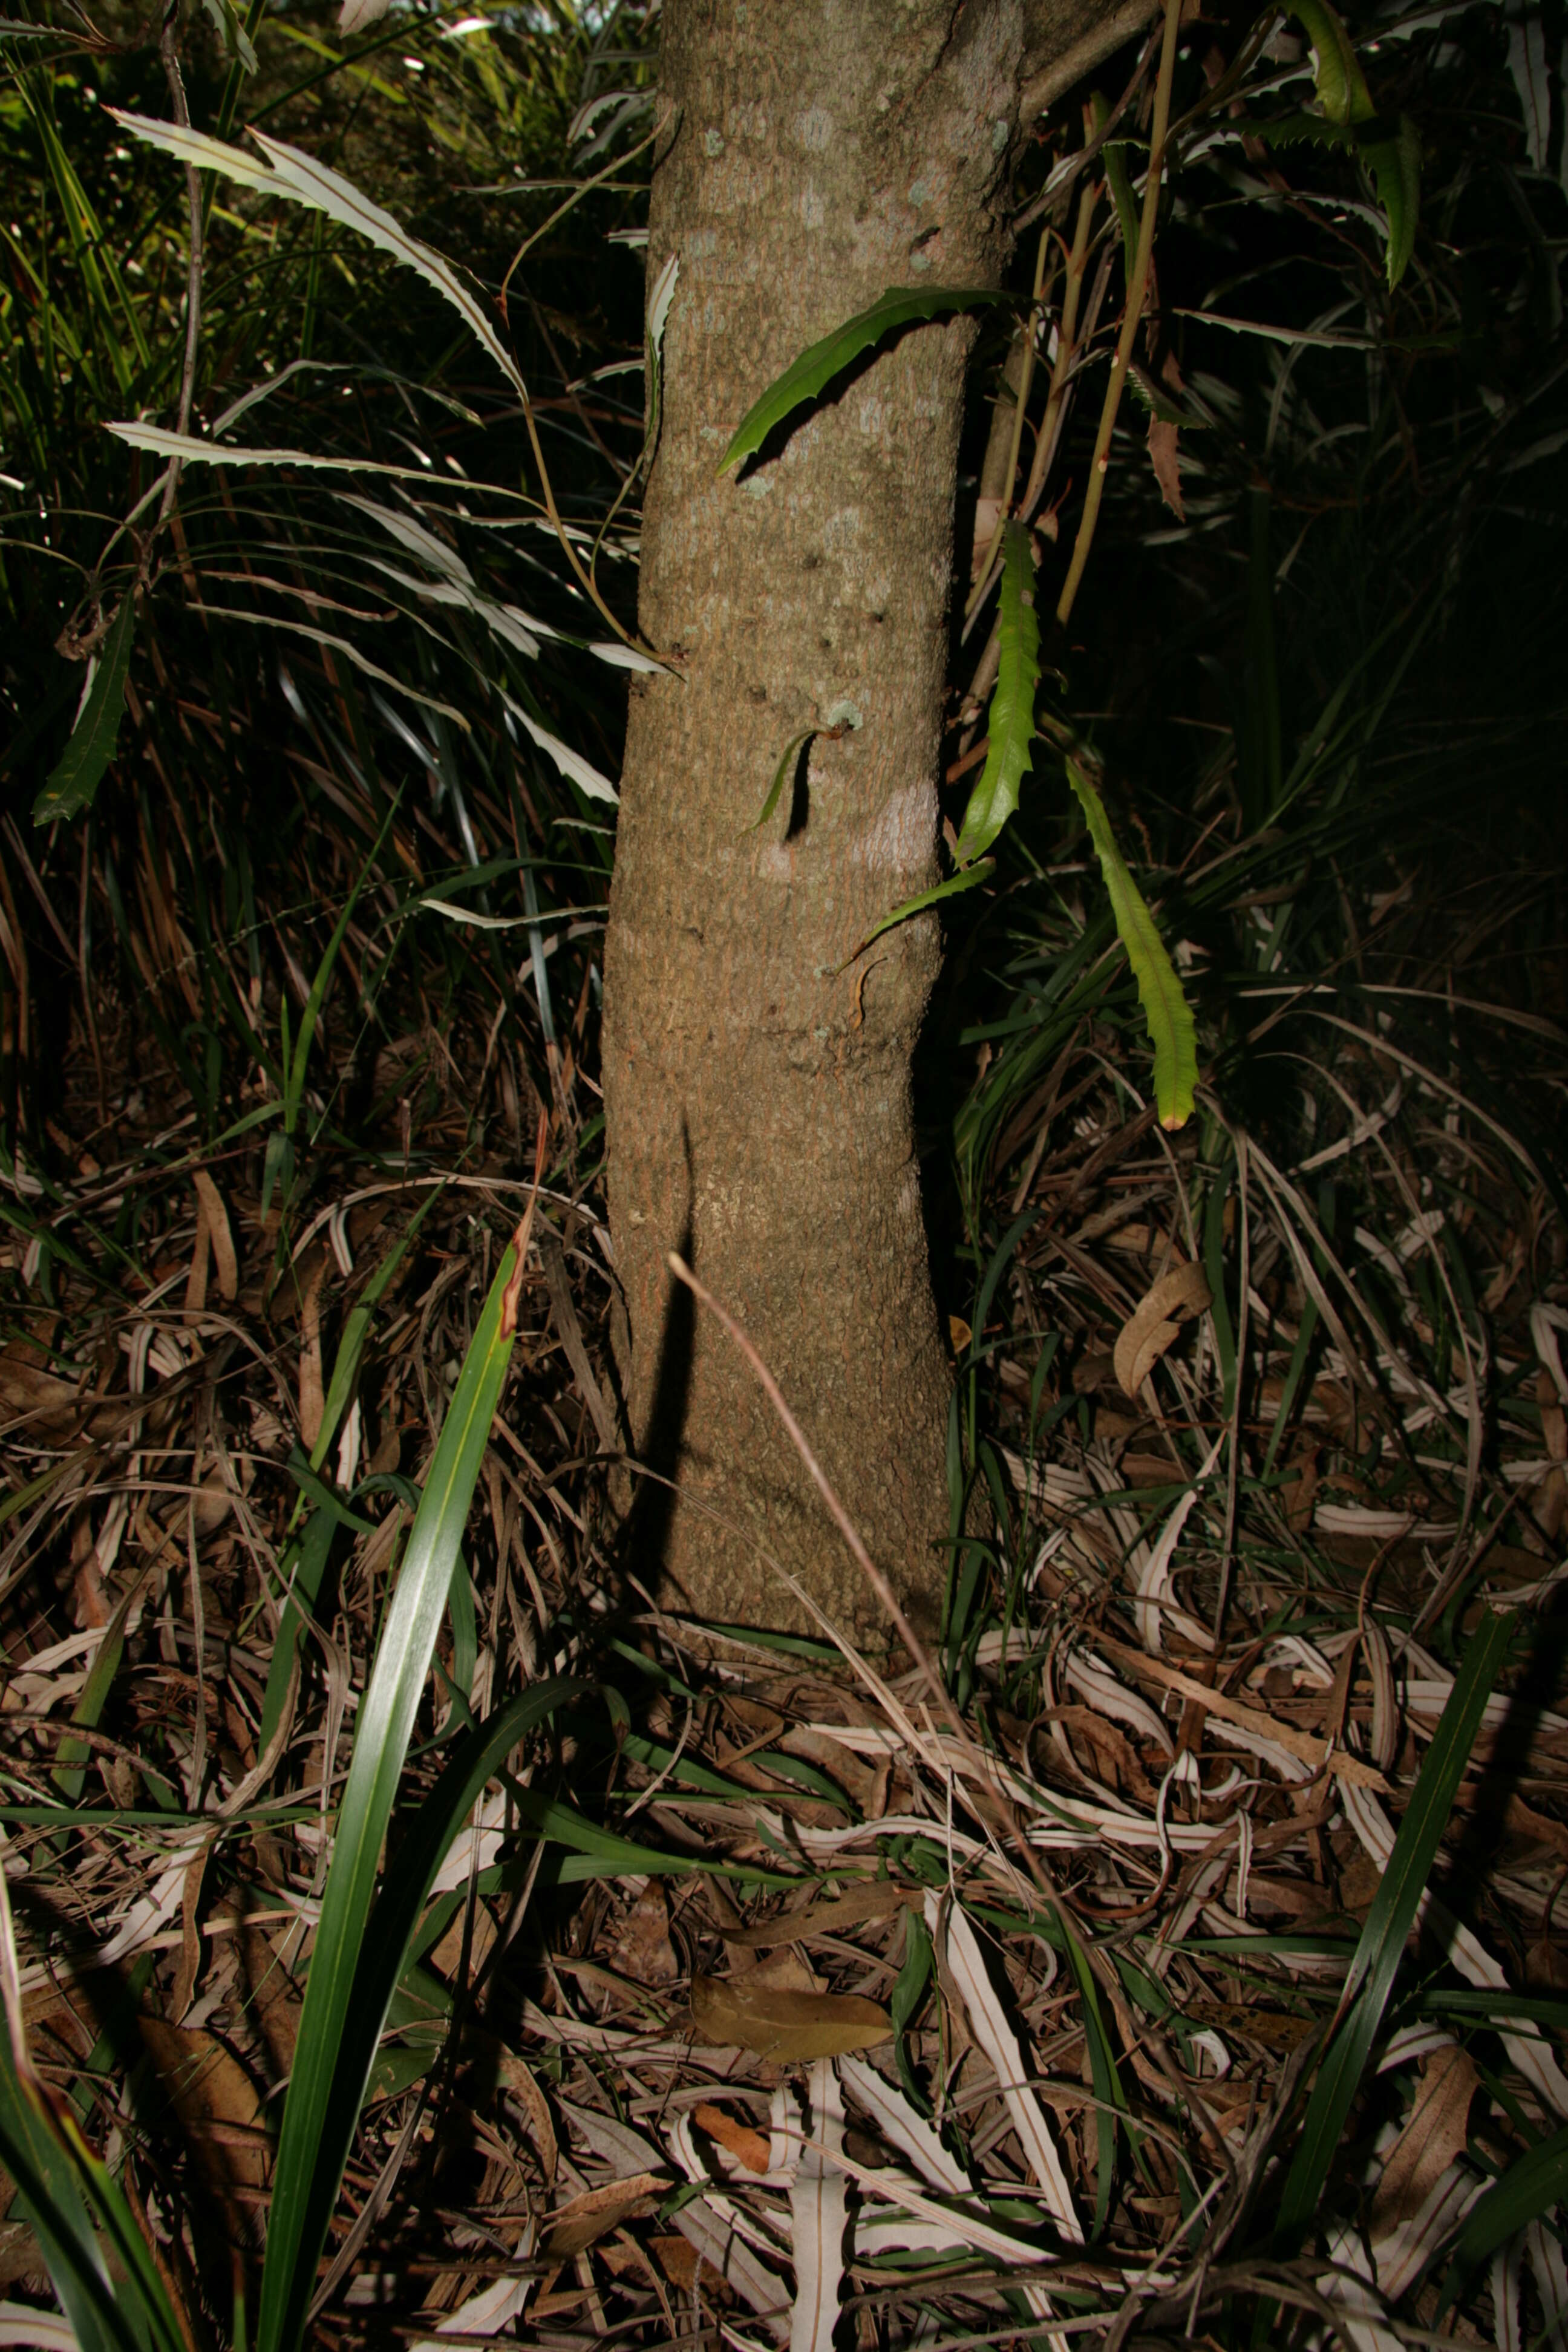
[1370,2041,1478,2240]
[1114,1261,1212,1397]
[725,1881,920,1948]
[693,2102,772,2174]
[690,1974,890,2063]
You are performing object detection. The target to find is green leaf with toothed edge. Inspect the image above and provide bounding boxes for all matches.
[846,860,996,961]
[717,285,1007,475]
[1064,760,1197,1130]
[34,595,135,827]
[955,520,1040,867]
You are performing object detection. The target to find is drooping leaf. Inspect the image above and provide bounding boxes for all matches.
[108,113,529,402]
[955,522,1040,866]
[1362,114,1422,288]
[1064,761,1197,1129]
[1092,93,1140,263]
[34,595,135,828]
[717,285,1005,475]
[1272,1605,1516,2257]
[690,1975,890,2062]
[1287,0,1374,126]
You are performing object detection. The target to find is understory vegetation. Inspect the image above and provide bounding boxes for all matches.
[0,0,1566,2348]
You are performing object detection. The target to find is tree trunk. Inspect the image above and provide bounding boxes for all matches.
[602,0,1128,1644]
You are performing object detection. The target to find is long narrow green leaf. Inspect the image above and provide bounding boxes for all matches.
[256,1224,537,2352]
[955,522,1040,866]
[34,597,136,828]
[275,1681,578,2352]
[1065,761,1197,1129]
[717,286,1004,475]
[1439,2123,1568,2313]
[846,859,995,960]
[286,795,399,1134]
[1272,1606,1516,2255]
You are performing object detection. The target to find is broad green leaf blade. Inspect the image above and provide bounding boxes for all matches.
[955,522,1040,865]
[34,597,135,828]
[717,286,1004,475]
[272,1681,578,2352]
[1064,761,1197,1129]
[1273,1606,1515,2257]
[751,729,815,831]
[1363,114,1421,287]
[1439,2124,1568,2313]
[257,1229,536,2352]
[107,113,529,403]
[847,859,995,960]
[1287,0,1374,125]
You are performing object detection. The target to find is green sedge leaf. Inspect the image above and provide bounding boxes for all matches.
[34,596,135,828]
[1286,0,1374,125]
[846,859,995,961]
[955,521,1040,866]
[272,1681,579,2352]
[1091,93,1140,266]
[717,286,1004,475]
[1439,2122,1568,2314]
[1064,761,1197,1130]
[1272,1606,1515,2258]
[257,1228,543,2352]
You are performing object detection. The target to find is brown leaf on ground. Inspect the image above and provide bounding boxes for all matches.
[690,1973,890,2062]
[542,2169,668,2259]
[693,2101,771,2172]
[605,1884,679,1985]
[1114,1263,1211,1396]
[1370,2043,1479,2233]
[137,2019,270,2232]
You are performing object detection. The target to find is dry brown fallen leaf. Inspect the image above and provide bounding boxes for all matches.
[693,2101,771,2173]
[1370,2042,1479,2233]
[690,1973,890,2062]
[137,2019,270,2232]
[725,1880,920,1948]
[542,2170,668,2261]
[606,1884,680,1985]
[1114,1262,1211,1397]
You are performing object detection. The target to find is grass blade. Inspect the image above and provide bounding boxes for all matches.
[33,596,136,828]
[256,1192,546,2352]
[1065,759,1197,1129]
[1272,1604,1516,2255]
[717,286,1004,475]
[1439,2124,1568,2314]
[955,522,1040,867]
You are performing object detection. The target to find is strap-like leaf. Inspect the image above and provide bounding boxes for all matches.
[1065,762,1197,1130]
[1287,0,1374,125]
[717,286,1004,475]
[955,522,1040,866]
[1362,114,1422,289]
[256,1222,555,2352]
[34,596,135,828]
[846,859,995,960]
[1439,2122,1568,2313]
[1272,1604,1516,2256]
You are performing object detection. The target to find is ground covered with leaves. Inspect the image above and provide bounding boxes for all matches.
[2,944,1567,2352]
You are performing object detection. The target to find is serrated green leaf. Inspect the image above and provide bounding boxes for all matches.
[1235,111,1356,148]
[955,521,1040,866]
[1287,0,1374,125]
[1065,761,1197,1129]
[846,859,996,961]
[1273,1606,1515,2258]
[717,286,1004,476]
[34,596,135,828]
[1092,93,1140,264]
[1363,113,1421,287]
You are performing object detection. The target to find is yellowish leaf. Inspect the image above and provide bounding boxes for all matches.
[690,1975,890,2062]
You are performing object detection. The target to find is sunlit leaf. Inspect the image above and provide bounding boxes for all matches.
[1065,761,1197,1129]
[717,285,1005,475]
[34,596,134,828]
[955,522,1040,866]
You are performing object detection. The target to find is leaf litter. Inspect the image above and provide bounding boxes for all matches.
[0,862,1566,2352]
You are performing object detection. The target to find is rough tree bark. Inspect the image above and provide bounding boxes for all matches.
[602,0,1149,1643]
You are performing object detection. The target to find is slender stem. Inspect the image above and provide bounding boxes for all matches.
[157,0,203,527]
[1054,0,1183,628]
[1021,165,1099,521]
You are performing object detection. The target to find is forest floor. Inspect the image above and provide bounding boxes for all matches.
[1,950,1566,2352]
